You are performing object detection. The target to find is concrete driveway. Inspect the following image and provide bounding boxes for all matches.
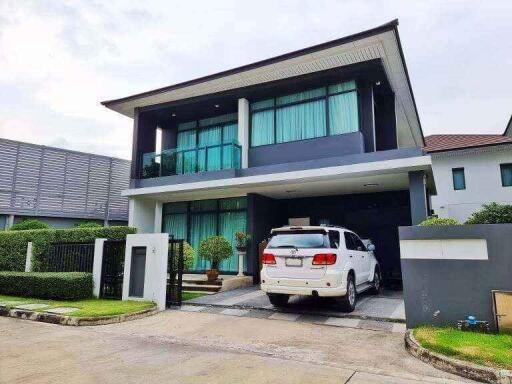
[187,286,405,323]
[0,311,475,383]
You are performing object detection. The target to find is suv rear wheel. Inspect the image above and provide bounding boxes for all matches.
[267,293,289,307]
[370,267,382,294]
[336,274,356,312]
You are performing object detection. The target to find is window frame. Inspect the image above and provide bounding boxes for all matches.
[249,81,360,148]
[328,230,340,249]
[500,163,512,187]
[452,167,466,191]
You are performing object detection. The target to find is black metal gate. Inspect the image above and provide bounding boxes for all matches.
[45,242,95,272]
[99,239,125,299]
[166,238,184,307]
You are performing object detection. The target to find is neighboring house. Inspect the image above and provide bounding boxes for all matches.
[102,20,434,283]
[0,138,130,229]
[426,132,512,223]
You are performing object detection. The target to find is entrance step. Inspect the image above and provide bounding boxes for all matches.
[183,290,217,295]
[182,282,222,293]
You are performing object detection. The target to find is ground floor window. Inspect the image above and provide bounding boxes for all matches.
[162,197,247,273]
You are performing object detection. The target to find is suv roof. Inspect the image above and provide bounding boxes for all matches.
[271,225,346,233]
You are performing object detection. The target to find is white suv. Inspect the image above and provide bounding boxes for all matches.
[260,225,381,312]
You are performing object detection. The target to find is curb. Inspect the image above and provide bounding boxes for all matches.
[0,305,158,326]
[405,330,512,384]
[183,301,406,324]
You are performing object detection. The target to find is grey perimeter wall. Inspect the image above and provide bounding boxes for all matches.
[0,138,130,223]
[400,224,512,331]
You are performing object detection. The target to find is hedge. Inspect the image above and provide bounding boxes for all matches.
[0,226,136,272]
[0,271,93,300]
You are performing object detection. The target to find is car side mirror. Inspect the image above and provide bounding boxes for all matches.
[367,244,375,252]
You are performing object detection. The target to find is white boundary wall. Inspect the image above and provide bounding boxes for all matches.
[122,233,169,310]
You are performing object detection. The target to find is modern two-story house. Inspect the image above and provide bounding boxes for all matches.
[102,20,434,284]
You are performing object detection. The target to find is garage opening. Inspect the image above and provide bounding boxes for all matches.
[248,190,412,288]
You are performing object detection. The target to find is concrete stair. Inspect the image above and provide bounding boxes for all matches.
[182,277,222,294]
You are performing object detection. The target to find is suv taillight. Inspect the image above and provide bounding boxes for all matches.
[312,253,337,265]
[262,253,276,264]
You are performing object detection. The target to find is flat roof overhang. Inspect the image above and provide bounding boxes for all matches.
[102,19,423,147]
[122,155,434,202]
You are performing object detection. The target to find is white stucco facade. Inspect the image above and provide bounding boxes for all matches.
[430,144,512,223]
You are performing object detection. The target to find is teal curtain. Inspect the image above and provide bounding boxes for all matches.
[190,213,217,270]
[162,214,187,240]
[222,123,238,168]
[328,92,359,135]
[452,169,466,190]
[199,113,237,127]
[328,80,356,94]
[276,99,326,143]
[198,126,222,171]
[218,211,247,272]
[251,99,274,111]
[251,110,274,146]
[177,130,197,174]
[502,165,512,187]
[276,87,326,105]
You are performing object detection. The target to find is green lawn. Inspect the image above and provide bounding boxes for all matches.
[182,292,208,301]
[414,326,512,370]
[0,294,155,318]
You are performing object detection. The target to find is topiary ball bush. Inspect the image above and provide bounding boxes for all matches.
[419,216,460,226]
[199,236,233,269]
[169,241,195,271]
[465,202,512,224]
[10,219,50,231]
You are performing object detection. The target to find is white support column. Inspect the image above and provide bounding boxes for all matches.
[25,242,33,272]
[6,214,14,230]
[92,238,107,297]
[128,197,156,233]
[154,201,163,233]
[238,98,249,168]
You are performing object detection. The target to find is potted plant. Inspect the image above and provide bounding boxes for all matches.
[199,236,233,282]
[235,232,251,276]
[235,231,251,252]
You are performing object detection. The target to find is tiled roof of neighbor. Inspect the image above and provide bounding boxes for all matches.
[424,134,512,153]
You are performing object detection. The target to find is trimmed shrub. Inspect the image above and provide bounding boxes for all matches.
[0,271,93,300]
[74,222,102,228]
[10,219,50,231]
[0,226,136,272]
[169,241,195,272]
[419,216,460,226]
[199,236,233,269]
[465,202,512,224]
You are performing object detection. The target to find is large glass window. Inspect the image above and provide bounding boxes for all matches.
[176,113,238,174]
[501,164,512,187]
[250,80,359,147]
[162,197,247,273]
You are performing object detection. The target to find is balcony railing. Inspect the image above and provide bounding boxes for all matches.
[140,141,242,179]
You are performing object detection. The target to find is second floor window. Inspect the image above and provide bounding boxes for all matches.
[452,168,466,190]
[501,163,512,187]
[250,80,359,147]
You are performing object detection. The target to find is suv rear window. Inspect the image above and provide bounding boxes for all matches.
[267,230,328,249]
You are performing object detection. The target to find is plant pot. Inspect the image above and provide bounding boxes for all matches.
[206,268,219,282]
[236,246,247,253]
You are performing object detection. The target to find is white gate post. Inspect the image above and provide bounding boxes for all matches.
[25,242,33,272]
[92,239,107,297]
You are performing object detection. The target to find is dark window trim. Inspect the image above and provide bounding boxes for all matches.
[500,163,512,187]
[249,81,359,148]
[452,167,466,191]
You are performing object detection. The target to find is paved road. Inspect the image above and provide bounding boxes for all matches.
[0,312,474,383]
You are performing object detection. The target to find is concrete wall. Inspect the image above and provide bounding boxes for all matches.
[399,224,512,331]
[122,233,169,310]
[431,145,512,223]
[128,198,158,233]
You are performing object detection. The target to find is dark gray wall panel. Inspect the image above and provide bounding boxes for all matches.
[400,224,512,331]
[248,131,365,167]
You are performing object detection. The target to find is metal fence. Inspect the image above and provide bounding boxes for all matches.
[166,238,184,307]
[45,242,95,272]
[100,239,126,299]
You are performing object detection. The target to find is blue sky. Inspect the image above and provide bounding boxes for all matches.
[0,0,510,159]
